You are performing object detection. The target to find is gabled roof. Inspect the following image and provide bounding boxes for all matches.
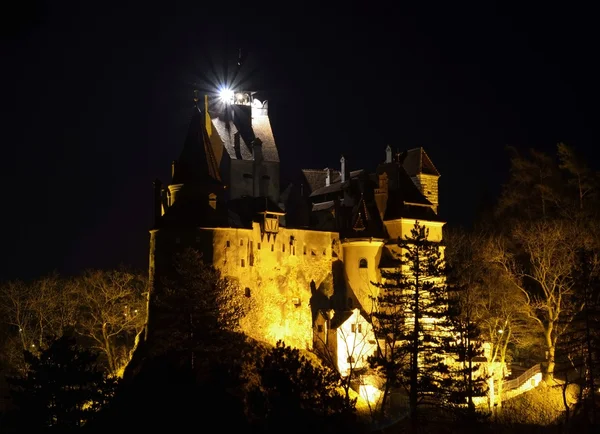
[172,106,222,186]
[301,169,341,194]
[401,147,440,177]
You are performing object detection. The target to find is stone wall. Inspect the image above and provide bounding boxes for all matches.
[411,174,439,213]
[211,223,337,349]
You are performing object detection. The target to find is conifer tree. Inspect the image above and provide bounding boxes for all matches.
[5,333,116,432]
[369,221,449,423]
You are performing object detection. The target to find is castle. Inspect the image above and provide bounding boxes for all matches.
[145,90,445,374]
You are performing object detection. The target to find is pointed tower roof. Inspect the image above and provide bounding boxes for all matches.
[172,106,222,186]
[342,193,386,239]
[401,147,440,177]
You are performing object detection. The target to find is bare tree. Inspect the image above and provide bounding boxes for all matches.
[74,269,147,376]
[496,220,584,382]
[0,274,79,373]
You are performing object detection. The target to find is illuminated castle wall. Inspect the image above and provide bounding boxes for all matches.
[146,91,445,352]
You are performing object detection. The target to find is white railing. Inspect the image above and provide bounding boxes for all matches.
[502,363,541,391]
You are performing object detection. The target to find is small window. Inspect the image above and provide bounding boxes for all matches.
[317,325,323,333]
[240,239,244,246]
[351,324,356,333]
[359,258,368,268]
[323,249,326,255]
[226,240,230,247]
[311,249,316,256]
[282,244,285,252]
[241,259,245,267]
[292,297,301,307]
[358,324,362,334]
[245,288,251,298]
[262,175,270,180]
[271,244,274,252]
[243,173,253,179]
[303,245,307,255]
[257,243,261,250]
[347,356,355,363]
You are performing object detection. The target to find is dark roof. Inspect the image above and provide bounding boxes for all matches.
[375,161,437,221]
[341,193,386,239]
[378,247,401,268]
[210,100,279,162]
[329,310,353,329]
[172,106,222,186]
[383,190,443,222]
[401,147,440,177]
[308,170,364,197]
[301,169,341,194]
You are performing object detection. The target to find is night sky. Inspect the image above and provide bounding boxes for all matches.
[1,3,598,282]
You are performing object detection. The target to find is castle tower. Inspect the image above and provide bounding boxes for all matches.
[146,102,225,339]
[340,192,386,314]
[208,91,280,204]
[401,147,440,214]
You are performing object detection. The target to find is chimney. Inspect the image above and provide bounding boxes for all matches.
[153,178,162,226]
[340,155,347,182]
[385,145,392,163]
[325,168,331,186]
[252,137,263,163]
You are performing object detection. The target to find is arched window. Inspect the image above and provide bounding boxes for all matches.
[359,258,368,268]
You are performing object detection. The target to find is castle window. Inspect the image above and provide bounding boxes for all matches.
[323,249,326,255]
[359,258,368,268]
[303,245,307,255]
[271,244,274,252]
[257,243,261,250]
[240,239,244,246]
[347,356,355,363]
[282,244,285,252]
[317,325,323,333]
[351,324,356,333]
[226,240,230,247]
[358,324,362,333]
[243,173,253,179]
[241,259,245,267]
[292,297,301,307]
[245,288,251,298]
[311,249,316,256]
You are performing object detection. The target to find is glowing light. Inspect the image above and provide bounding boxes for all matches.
[498,329,504,334]
[219,87,234,104]
[359,384,382,404]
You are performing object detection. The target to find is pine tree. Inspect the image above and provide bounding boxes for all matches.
[5,333,116,432]
[369,221,450,423]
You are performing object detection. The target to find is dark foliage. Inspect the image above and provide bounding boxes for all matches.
[3,333,116,433]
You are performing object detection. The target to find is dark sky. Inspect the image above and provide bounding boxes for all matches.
[1,3,598,281]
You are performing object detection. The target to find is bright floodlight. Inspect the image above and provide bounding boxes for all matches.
[219,87,234,104]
